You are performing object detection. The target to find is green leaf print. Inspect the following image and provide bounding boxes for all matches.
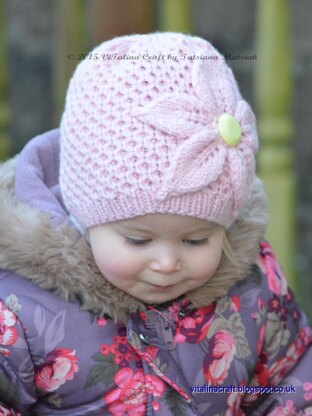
[128,329,143,350]
[229,313,251,358]
[5,294,21,314]
[264,312,291,357]
[207,313,251,358]
[159,362,168,373]
[164,386,189,416]
[0,372,20,408]
[207,316,231,339]
[85,353,119,389]
[47,393,61,408]
[215,295,231,314]
[91,352,109,362]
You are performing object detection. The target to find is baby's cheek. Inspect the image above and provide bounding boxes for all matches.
[194,254,222,281]
[94,253,135,279]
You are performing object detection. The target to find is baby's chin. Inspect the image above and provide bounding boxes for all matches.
[131,286,185,305]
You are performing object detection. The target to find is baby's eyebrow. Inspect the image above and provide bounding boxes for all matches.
[183,225,218,234]
[181,230,218,240]
[112,223,152,232]
[113,222,219,234]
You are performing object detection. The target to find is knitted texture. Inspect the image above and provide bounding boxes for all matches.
[60,32,258,228]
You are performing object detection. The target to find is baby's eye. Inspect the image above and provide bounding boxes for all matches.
[183,238,209,246]
[125,237,151,246]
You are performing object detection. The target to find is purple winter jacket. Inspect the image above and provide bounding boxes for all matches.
[0,129,311,415]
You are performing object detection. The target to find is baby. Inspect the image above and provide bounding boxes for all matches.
[0,32,311,415]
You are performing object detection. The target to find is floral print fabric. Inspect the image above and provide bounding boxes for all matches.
[34,348,79,393]
[104,368,165,415]
[0,242,311,415]
[0,300,18,357]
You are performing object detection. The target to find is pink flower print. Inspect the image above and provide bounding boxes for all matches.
[174,304,215,344]
[100,334,142,369]
[167,302,181,319]
[268,328,309,386]
[0,405,21,416]
[203,330,235,385]
[0,301,18,357]
[35,348,79,393]
[96,317,108,327]
[258,297,266,313]
[145,345,159,360]
[292,309,300,322]
[136,56,258,221]
[243,354,269,405]
[256,324,266,355]
[225,382,246,416]
[304,382,312,402]
[231,295,241,312]
[258,242,288,296]
[267,400,296,416]
[145,373,165,397]
[268,295,281,313]
[138,311,148,321]
[268,355,292,386]
[104,368,165,416]
[253,355,269,386]
[299,326,312,347]
[251,312,259,321]
[167,298,190,320]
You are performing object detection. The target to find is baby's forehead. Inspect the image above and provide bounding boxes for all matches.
[113,214,220,233]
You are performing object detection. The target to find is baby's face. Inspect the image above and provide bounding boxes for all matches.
[89,214,224,304]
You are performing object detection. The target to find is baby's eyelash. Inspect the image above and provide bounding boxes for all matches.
[124,237,209,247]
[124,237,151,246]
[183,238,209,246]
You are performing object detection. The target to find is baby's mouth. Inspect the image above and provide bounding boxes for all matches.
[147,282,177,291]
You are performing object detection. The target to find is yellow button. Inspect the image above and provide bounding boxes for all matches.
[218,113,241,146]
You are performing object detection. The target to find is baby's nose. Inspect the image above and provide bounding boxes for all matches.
[149,248,182,274]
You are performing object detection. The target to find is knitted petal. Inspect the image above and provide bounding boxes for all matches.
[235,100,259,152]
[192,58,221,117]
[157,130,227,199]
[193,58,241,115]
[227,150,252,217]
[102,35,135,56]
[136,93,206,139]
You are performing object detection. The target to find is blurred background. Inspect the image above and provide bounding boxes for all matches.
[0,0,311,320]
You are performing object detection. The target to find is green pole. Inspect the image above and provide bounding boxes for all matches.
[159,0,192,32]
[255,0,296,288]
[54,0,88,124]
[0,1,10,159]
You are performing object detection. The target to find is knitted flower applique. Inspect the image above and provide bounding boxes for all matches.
[135,54,258,214]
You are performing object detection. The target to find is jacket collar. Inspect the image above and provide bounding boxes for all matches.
[0,130,268,323]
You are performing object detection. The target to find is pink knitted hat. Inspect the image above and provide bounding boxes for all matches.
[60,32,258,229]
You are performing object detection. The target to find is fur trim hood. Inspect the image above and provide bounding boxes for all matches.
[0,130,268,322]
